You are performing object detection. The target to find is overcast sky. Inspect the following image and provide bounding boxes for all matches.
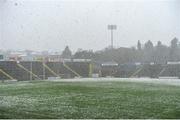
[0,0,180,52]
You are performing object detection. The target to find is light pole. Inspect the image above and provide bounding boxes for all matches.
[108,25,117,49]
[43,57,46,80]
[30,61,32,80]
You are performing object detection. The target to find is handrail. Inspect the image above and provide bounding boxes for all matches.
[42,63,60,77]
[0,68,15,80]
[130,67,143,77]
[158,67,166,77]
[63,62,81,77]
[17,63,41,80]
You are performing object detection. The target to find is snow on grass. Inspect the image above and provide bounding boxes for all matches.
[1,78,180,118]
[45,77,180,86]
[0,95,38,108]
[1,77,180,87]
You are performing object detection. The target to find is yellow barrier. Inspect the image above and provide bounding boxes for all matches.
[42,63,60,77]
[0,69,15,80]
[17,63,41,80]
[89,63,93,77]
[158,67,166,77]
[63,62,81,77]
[130,67,143,77]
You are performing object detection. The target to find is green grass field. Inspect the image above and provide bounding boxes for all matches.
[0,79,180,119]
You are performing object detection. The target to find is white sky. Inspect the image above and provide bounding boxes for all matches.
[0,0,180,52]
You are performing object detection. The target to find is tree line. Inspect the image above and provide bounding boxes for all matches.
[61,37,180,64]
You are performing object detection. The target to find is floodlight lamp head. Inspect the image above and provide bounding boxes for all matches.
[108,25,117,30]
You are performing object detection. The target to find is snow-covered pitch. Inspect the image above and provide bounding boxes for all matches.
[46,77,180,86]
[1,77,180,119]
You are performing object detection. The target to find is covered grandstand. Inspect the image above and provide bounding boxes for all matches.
[1,60,180,81]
